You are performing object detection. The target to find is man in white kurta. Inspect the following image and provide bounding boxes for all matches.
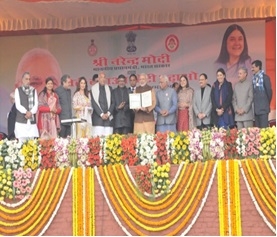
[14,72,39,142]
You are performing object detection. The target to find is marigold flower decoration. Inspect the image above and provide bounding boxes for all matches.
[134,164,152,194]
[13,167,32,200]
[155,132,170,165]
[87,136,102,166]
[121,134,139,166]
[150,162,171,195]
[259,126,276,159]
[39,138,56,169]
[103,134,123,165]
[0,167,13,200]
[169,131,190,164]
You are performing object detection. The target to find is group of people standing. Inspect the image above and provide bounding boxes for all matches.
[171,59,272,131]
[8,58,272,142]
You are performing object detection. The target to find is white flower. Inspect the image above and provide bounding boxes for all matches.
[4,156,10,162]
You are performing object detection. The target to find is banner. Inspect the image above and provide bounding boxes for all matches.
[0,20,267,133]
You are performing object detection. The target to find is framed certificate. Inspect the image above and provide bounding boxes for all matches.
[129,93,142,109]
[129,90,152,109]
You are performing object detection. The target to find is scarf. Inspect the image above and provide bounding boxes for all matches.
[213,79,234,124]
[213,79,228,109]
[253,70,264,91]
[22,86,35,121]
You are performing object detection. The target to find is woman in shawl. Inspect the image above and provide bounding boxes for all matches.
[211,68,235,129]
[37,77,61,139]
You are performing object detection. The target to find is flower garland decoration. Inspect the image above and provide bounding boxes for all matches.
[217,160,242,235]
[218,160,228,235]
[98,161,213,234]
[121,134,139,166]
[246,159,276,214]
[94,166,132,236]
[136,133,157,165]
[188,128,203,162]
[20,139,41,170]
[150,162,171,195]
[154,132,170,165]
[134,165,152,194]
[259,126,276,159]
[13,167,32,200]
[39,139,56,169]
[73,167,95,236]
[209,127,225,159]
[239,159,276,234]
[23,168,69,236]
[180,160,218,236]
[87,137,101,166]
[73,167,83,236]
[0,169,55,234]
[104,134,123,165]
[0,168,71,236]
[76,138,90,167]
[169,131,190,164]
[0,167,13,200]
[38,168,72,236]
[223,128,238,158]
[54,137,70,168]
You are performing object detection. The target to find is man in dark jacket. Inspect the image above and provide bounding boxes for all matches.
[56,74,72,138]
[251,60,272,128]
[112,74,132,134]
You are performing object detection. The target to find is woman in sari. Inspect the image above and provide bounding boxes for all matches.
[37,77,61,139]
[72,77,92,138]
[177,75,195,131]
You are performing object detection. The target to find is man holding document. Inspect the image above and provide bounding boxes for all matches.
[131,73,156,134]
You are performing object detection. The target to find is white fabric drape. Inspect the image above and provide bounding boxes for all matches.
[0,0,275,32]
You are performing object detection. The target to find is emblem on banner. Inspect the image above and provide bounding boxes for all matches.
[126,31,137,53]
[87,39,97,56]
[165,34,179,52]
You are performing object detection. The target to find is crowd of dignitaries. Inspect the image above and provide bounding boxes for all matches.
[10,59,272,142]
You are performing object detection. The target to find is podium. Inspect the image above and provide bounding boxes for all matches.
[61,118,86,138]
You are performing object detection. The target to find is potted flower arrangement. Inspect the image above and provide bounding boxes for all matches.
[169,131,190,164]
[150,162,171,195]
[134,164,151,194]
[259,126,276,159]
